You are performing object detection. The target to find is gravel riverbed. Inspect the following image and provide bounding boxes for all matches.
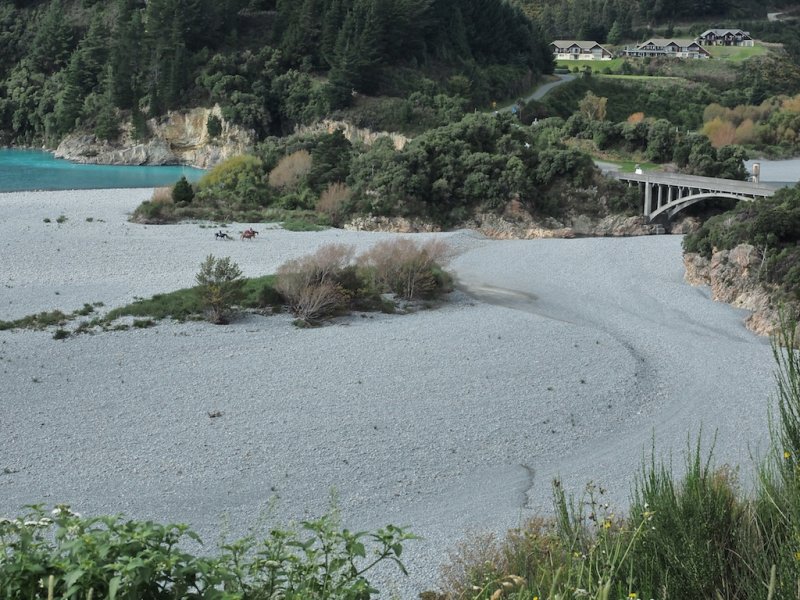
[0,189,777,598]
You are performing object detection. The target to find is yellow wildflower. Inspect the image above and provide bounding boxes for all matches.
[628,593,638,599]
[603,520,612,529]
[795,551,800,561]
[785,451,791,460]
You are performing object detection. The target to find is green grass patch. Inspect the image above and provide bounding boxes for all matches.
[281,218,327,232]
[0,310,70,331]
[556,58,626,73]
[596,73,683,81]
[104,288,205,322]
[706,43,768,61]
[104,275,281,322]
[241,275,281,308]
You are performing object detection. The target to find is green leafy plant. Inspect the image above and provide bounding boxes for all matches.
[195,255,245,324]
[207,114,222,138]
[0,506,414,600]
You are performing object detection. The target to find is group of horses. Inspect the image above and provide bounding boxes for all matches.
[214,228,258,241]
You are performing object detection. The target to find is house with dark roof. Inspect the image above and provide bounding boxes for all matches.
[622,38,711,59]
[551,40,613,61]
[697,29,754,47]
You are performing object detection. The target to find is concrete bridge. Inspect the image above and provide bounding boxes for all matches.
[612,171,776,222]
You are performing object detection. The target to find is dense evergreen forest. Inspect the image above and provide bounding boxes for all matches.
[0,0,552,145]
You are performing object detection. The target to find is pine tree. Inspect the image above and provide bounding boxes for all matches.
[320,0,345,67]
[172,175,195,203]
[29,0,74,73]
[54,52,84,135]
[309,129,352,191]
[94,66,119,140]
[607,19,623,45]
[111,5,143,110]
[76,14,109,93]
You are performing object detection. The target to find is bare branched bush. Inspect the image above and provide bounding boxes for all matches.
[268,150,312,190]
[316,182,352,227]
[276,244,356,325]
[283,280,345,326]
[358,238,453,300]
[151,186,174,205]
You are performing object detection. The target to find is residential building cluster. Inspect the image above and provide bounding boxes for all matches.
[551,28,753,62]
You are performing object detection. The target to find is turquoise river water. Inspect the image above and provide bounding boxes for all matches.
[0,149,205,192]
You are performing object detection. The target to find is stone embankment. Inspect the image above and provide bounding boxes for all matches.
[684,244,797,337]
[344,205,666,238]
[343,213,660,237]
[55,105,254,169]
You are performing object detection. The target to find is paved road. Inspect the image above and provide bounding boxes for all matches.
[497,74,575,113]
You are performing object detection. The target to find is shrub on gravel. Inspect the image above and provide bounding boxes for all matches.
[358,238,453,300]
[276,240,455,326]
[276,244,356,325]
[0,505,414,600]
[195,255,246,324]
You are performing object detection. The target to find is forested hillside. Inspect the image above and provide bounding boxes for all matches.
[0,0,552,145]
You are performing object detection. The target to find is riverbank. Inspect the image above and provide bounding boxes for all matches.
[0,189,777,598]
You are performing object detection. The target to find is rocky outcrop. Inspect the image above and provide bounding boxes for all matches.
[344,216,441,233]
[684,244,798,337]
[465,210,660,240]
[295,119,410,150]
[54,105,254,169]
[344,208,664,238]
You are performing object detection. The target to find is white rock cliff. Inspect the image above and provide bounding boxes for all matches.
[54,105,254,169]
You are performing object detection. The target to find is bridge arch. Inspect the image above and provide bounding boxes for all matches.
[647,192,753,221]
[610,171,775,223]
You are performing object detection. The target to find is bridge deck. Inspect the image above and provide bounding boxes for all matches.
[612,171,776,197]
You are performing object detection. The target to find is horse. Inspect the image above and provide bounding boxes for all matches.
[241,228,259,240]
[215,231,232,240]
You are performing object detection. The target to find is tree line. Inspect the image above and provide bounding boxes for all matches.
[0,0,553,145]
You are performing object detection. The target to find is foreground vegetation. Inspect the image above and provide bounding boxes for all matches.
[0,507,414,599]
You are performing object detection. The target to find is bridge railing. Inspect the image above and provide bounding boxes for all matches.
[611,171,777,197]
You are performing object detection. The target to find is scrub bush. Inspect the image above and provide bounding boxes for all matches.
[195,255,245,324]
